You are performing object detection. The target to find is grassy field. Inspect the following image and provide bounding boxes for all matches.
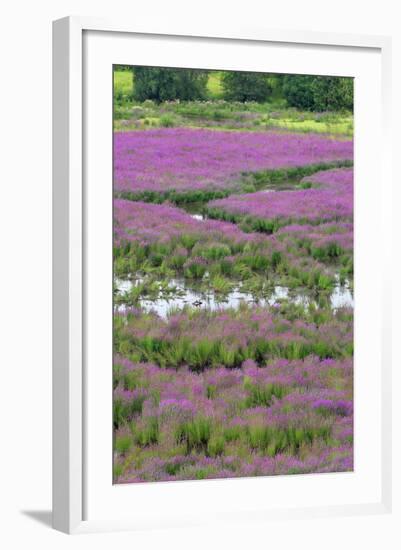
[114,69,133,99]
[113,70,353,137]
[206,71,225,99]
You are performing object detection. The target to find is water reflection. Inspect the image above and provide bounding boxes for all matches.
[115,277,353,318]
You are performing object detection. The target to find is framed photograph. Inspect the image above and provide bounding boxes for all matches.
[52,16,392,534]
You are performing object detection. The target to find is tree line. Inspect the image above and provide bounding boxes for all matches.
[116,65,353,112]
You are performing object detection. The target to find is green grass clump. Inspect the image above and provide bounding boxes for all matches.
[238,160,353,191]
[123,370,143,391]
[184,260,207,279]
[164,461,184,476]
[118,331,346,371]
[194,468,213,480]
[160,113,176,127]
[166,253,187,270]
[176,417,212,454]
[311,242,344,261]
[246,424,331,455]
[223,425,243,443]
[196,243,231,261]
[243,378,290,408]
[209,275,232,294]
[206,384,217,399]
[207,436,226,457]
[115,188,231,206]
[133,417,160,447]
[113,463,124,479]
[115,435,132,454]
[113,394,147,428]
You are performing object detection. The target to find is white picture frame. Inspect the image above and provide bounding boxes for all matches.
[52,16,392,534]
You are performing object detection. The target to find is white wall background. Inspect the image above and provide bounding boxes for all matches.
[0,1,399,548]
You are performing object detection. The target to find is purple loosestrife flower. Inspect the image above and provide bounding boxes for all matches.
[159,397,195,413]
[113,133,354,483]
[208,167,353,228]
[114,129,353,193]
[114,387,147,403]
[312,398,353,416]
[114,199,254,246]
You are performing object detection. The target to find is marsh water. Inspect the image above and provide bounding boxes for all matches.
[115,276,353,318]
[182,183,303,222]
[115,180,353,318]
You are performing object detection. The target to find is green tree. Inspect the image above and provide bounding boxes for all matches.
[281,75,316,110]
[282,74,353,112]
[311,77,353,111]
[221,71,272,102]
[133,67,208,102]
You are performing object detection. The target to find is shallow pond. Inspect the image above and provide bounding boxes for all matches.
[115,277,353,318]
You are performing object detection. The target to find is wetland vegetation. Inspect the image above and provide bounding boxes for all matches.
[113,66,354,483]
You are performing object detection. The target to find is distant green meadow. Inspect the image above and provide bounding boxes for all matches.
[113,70,353,136]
